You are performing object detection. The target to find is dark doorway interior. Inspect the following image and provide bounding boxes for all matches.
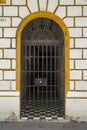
[21,18,64,119]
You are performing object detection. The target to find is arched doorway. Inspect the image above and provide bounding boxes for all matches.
[16,12,70,119]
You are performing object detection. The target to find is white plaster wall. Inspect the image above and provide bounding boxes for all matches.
[66,98,87,122]
[0,92,20,121]
[66,92,87,121]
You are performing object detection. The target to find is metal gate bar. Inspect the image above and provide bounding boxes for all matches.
[21,40,64,119]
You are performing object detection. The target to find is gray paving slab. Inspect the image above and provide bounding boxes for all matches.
[0,122,87,130]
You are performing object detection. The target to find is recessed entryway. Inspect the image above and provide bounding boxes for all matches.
[20,18,64,120]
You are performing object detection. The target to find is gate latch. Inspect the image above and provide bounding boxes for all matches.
[34,78,47,86]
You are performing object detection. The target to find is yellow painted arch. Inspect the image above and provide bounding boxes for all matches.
[16,11,70,97]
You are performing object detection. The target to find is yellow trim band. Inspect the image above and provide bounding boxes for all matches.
[0,0,6,3]
[16,11,70,97]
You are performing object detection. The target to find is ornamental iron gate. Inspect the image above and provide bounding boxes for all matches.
[21,18,64,119]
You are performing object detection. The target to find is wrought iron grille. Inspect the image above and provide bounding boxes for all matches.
[21,18,64,119]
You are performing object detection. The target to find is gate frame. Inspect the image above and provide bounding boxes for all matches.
[16,11,70,115]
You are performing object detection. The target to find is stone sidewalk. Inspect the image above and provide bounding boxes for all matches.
[0,122,87,130]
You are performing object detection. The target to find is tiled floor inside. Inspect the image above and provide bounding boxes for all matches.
[21,101,64,120]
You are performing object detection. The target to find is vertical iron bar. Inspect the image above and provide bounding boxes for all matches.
[55,45,56,103]
[46,45,48,107]
[33,46,35,103]
[50,46,52,102]
[25,45,27,103]
[58,45,60,112]
[27,46,29,101]
[29,46,31,102]
[42,46,43,102]
[38,46,39,102]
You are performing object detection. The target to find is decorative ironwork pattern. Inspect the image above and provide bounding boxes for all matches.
[22,18,64,40]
